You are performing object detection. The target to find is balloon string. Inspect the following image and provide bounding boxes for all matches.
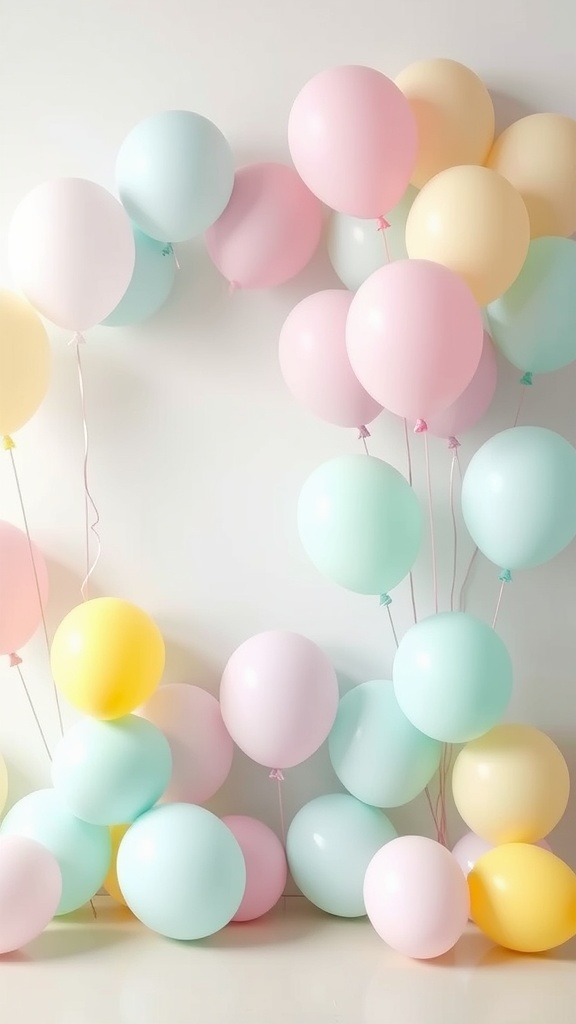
[492,580,506,630]
[423,430,439,615]
[72,337,102,601]
[424,785,441,843]
[449,448,459,613]
[13,660,52,761]
[386,604,399,649]
[358,425,370,455]
[269,771,286,847]
[402,419,418,625]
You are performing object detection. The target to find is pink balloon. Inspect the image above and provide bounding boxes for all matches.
[279,290,382,428]
[0,521,48,657]
[364,835,469,960]
[427,333,498,440]
[222,815,287,922]
[138,684,234,805]
[220,631,339,770]
[346,260,484,424]
[452,830,552,877]
[0,835,61,953]
[288,65,417,218]
[205,162,322,289]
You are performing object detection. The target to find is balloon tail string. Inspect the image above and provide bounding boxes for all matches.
[423,430,439,615]
[449,450,459,613]
[277,778,286,848]
[459,546,478,613]
[386,604,399,649]
[424,785,441,844]
[403,419,418,624]
[492,580,506,630]
[90,899,97,919]
[14,662,52,761]
[74,339,102,601]
[513,375,532,427]
[361,435,369,455]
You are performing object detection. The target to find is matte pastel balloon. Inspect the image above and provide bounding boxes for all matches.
[288,65,417,218]
[116,110,234,242]
[205,162,322,289]
[9,178,135,331]
[279,290,382,428]
[346,260,483,424]
[103,824,129,906]
[103,229,176,326]
[222,816,287,922]
[0,291,51,437]
[426,332,497,441]
[461,426,576,571]
[220,631,338,770]
[0,754,7,815]
[452,830,551,877]
[287,793,397,917]
[0,520,48,657]
[138,684,234,805]
[0,836,62,953]
[327,185,418,291]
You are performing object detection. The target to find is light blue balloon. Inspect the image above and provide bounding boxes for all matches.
[329,680,442,808]
[297,454,422,597]
[51,714,172,826]
[116,803,246,939]
[116,110,234,242]
[286,793,396,917]
[461,426,576,571]
[393,613,513,744]
[327,185,418,291]
[0,788,111,915]
[103,229,176,326]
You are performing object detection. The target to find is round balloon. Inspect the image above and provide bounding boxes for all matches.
[0,291,51,437]
[222,816,287,922]
[103,824,129,906]
[103,229,176,326]
[0,836,62,953]
[426,332,497,441]
[0,520,48,657]
[0,754,7,815]
[327,185,417,291]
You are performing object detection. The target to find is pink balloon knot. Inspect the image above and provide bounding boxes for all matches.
[228,280,240,297]
[414,419,428,434]
[269,769,284,782]
[9,653,22,668]
[68,332,86,347]
[447,436,461,450]
[376,216,390,232]
[357,425,370,439]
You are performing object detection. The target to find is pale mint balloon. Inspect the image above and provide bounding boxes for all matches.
[327,185,418,290]
[329,680,442,808]
[461,426,576,570]
[103,229,176,326]
[297,454,422,596]
[287,793,396,917]
[393,613,513,744]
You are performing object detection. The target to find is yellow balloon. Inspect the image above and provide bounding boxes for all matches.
[395,58,495,188]
[51,598,165,720]
[103,824,130,905]
[487,113,576,238]
[470,844,576,952]
[452,723,569,844]
[0,290,51,437]
[0,754,8,815]
[405,165,530,305]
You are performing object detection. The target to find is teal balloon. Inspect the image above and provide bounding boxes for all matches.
[0,789,111,915]
[297,454,422,596]
[103,229,176,326]
[461,426,576,570]
[51,714,172,826]
[393,613,513,744]
[116,803,246,939]
[487,237,576,373]
[287,793,396,917]
[329,680,442,808]
[327,185,418,291]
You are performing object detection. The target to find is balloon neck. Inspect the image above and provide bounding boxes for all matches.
[520,371,534,386]
[414,419,428,434]
[498,569,513,584]
[9,653,22,668]
[161,244,180,270]
[379,593,392,607]
[68,332,86,347]
[357,425,370,439]
[376,216,390,232]
[447,436,461,450]
[3,435,15,451]
[228,280,240,297]
[269,769,284,782]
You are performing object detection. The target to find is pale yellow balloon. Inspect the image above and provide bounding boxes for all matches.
[0,755,8,815]
[405,165,530,305]
[395,58,495,188]
[0,290,51,437]
[452,723,570,844]
[487,113,576,238]
[103,824,130,906]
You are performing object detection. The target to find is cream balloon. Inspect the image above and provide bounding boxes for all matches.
[0,291,51,437]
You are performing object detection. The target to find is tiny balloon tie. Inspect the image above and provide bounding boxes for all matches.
[357,425,370,440]
[161,243,180,270]
[269,769,284,782]
[379,593,392,607]
[520,371,533,386]
[447,436,461,450]
[414,418,428,434]
[9,653,22,668]
[376,216,390,232]
[499,568,513,583]
[3,435,15,451]
[228,280,240,297]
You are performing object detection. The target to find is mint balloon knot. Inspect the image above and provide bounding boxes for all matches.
[161,243,173,257]
[357,425,370,440]
[447,436,461,450]
[379,593,392,607]
[498,569,512,583]
[414,419,428,434]
[520,371,533,386]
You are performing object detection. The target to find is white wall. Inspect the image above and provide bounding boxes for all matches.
[1,0,575,858]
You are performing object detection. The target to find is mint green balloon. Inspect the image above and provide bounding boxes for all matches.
[103,228,176,326]
[327,185,418,291]
[298,455,422,596]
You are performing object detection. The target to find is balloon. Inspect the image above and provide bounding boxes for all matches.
[461,426,576,571]
[222,816,287,922]
[278,290,382,428]
[393,612,513,744]
[50,598,165,719]
[328,679,442,808]
[51,714,172,826]
[364,836,469,959]
[220,631,338,770]
[0,291,51,437]
[286,793,396,917]
[0,836,62,953]
[298,454,422,596]
[452,724,570,844]
[116,803,246,940]
[103,229,176,326]
[394,58,495,188]
[326,186,418,291]
[9,178,135,331]
[346,260,483,424]
[103,824,129,906]
[426,332,497,441]
[0,520,48,657]
[137,684,234,805]
[405,166,530,305]
[288,65,417,218]
[452,830,551,877]
[0,754,7,815]
[205,162,322,289]
[0,789,111,915]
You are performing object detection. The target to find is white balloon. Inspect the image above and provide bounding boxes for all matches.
[327,184,417,291]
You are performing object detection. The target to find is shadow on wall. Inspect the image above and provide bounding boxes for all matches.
[488,91,536,135]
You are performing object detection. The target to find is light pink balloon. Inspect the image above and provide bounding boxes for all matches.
[364,835,469,960]
[137,684,234,805]
[220,631,339,770]
[222,815,287,922]
[279,290,382,428]
[0,520,48,657]
[452,830,552,877]
[346,260,484,424]
[427,333,498,440]
[9,178,135,331]
[0,835,62,953]
[205,162,322,289]
[288,65,417,218]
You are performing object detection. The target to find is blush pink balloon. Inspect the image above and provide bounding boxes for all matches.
[205,162,322,289]
[222,815,287,922]
[288,65,417,218]
[0,520,48,657]
[452,830,552,877]
[427,333,498,441]
[0,835,62,953]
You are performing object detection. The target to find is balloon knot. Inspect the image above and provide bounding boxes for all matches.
[228,280,240,296]
[498,569,512,583]
[68,332,86,347]
[9,653,22,668]
[376,216,390,231]
[161,243,174,257]
[414,419,428,434]
[447,436,461,450]
[520,372,533,386]
[379,593,392,607]
[3,435,15,451]
[357,425,370,439]
[269,769,284,782]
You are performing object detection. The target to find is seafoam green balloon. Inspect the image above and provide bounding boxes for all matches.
[103,228,176,326]
[327,185,418,291]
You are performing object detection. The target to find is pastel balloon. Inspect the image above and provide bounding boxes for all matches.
[0,520,48,657]
[103,824,129,906]
[0,754,7,815]
[205,162,322,289]
[0,836,62,953]
[288,65,417,218]
[298,455,422,596]
[220,631,338,770]
[452,830,551,877]
[327,185,418,291]
[287,793,397,917]
[103,229,176,326]
[328,679,442,808]
[222,816,287,922]
[346,260,483,424]
[9,178,135,331]
[0,291,51,437]
[426,332,497,440]
[116,110,234,242]
[461,426,576,570]
[278,290,382,428]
